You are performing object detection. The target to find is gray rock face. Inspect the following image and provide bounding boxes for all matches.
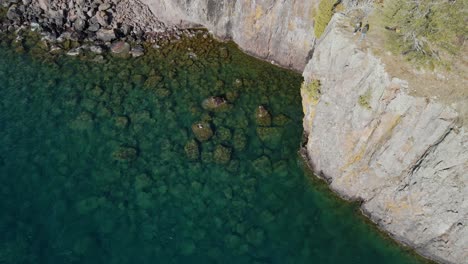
[301,14,467,264]
[141,0,317,71]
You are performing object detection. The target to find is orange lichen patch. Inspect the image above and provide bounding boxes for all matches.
[340,143,368,173]
[372,114,402,147]
[401,137,414,153]
[385,194,424,217]
[255,6,263,20]
[339,113,402,173]
[335,165,372,192]
[288,20,297,31]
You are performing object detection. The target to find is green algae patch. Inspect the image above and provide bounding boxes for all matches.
[0,30,431,264]
[358,89,373,110]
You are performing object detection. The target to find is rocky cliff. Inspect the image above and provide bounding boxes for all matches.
[141,0,317,71]
[301,14,467,264]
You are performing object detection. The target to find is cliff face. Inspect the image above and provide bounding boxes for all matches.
[301,14,467,264]
[141,0,317,71]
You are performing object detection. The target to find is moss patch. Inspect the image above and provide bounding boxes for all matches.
[301,79,322,103]
[314,0,338,38]
[358,89,372,110]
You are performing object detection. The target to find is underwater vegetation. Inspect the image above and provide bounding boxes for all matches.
[0,31,430,263]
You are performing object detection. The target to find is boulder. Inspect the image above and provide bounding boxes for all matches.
[73,18,86,31]
[130,45,145,57]
[98,3,111,11]
[213,145,231,164]
[87,23,100,32]
[96,29,115,42]
[66,48,81,56]
[89,45,104,54]
[112,146,138,162]
[110,41,131,58]
[6,5,20,21]
[95,11,109,27]
[184,139,200,161]
[202,96,230,112]
[191,122,213,142]
[255,105,271,126]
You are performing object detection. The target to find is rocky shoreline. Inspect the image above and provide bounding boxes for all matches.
[0,0,202,58]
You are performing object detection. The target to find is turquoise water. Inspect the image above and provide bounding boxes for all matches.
[0,32,429,264]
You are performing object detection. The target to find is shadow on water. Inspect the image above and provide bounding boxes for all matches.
[0,31,432,264]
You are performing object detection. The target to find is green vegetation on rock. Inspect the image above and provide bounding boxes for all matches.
[382,0,467,66]
[314,0,338,38]
[302,79,321,102]
[358,89,372,109]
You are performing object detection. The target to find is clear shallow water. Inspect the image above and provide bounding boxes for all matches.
[0,32,429,264]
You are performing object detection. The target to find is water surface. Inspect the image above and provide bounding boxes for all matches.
[0,33,428,264]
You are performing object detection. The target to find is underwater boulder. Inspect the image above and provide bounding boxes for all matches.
[273,114,290,126]
[70,111,94,130]
[130,45,145,58]
[143,75,163,89]
[215,126,232,142]
[252,156,273,175]
[184,139,200,161]
[255,105,271,126]
[112,146,138,161]
[201,150,213,163]
[191,122,213,142]
[155,88,171,98]
[213,145,231,164]
[226,90,239,102]
[256,127,283,149]
[227,159,240,173]
[233,129,247,151]
[233,78,243,88]
[202,96,231,112]
[110,41,131,58]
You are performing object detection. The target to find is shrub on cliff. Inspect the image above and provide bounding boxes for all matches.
[383,0,467,66]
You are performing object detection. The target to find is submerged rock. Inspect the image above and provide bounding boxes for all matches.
[255,105,271,126]
[202,96,230,112]
[144,75,163,89]
[256,127,283,149]
[252,156,272,175]
[96,29,116,42]
[66,48,81,56]
[233,129,247,151]
[191,122,213,142]
[213,145,231,164]
[110,41,131,58]
[115,116,129,128]
[184,139,200,161]
[112,146,138,161]
[70,111,93,130]
[130,45,145,57]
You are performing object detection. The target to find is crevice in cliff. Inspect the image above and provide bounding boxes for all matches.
[408,126,454,177]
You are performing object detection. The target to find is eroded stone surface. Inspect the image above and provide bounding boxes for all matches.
[301,14,467,264]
